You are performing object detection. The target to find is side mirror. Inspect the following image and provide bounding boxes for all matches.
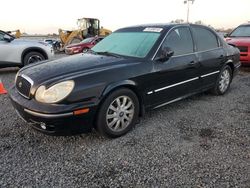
[155,47,174,62]
[3,34,14,42]
[224,33,229,38]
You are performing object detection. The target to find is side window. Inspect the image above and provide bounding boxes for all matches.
[159,27,194,56]
[192,26,219,51]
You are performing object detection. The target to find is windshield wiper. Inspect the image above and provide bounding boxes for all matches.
[95,51,121,58]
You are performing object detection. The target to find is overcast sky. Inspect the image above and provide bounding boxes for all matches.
[1,0,249,34]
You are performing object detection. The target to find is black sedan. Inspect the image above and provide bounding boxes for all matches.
[10,23,241,137]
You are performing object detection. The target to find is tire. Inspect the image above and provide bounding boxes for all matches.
[23,51,45,66]
[96,88,139,138]
[211,65,232,95]
[82,48,89,53]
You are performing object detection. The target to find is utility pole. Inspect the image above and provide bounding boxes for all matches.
[184,0,195,23]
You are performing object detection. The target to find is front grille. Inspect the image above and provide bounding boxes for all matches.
[237,46,248,53]
[16,75,32,99]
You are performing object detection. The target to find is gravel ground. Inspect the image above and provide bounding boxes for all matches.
[0,58,249,187]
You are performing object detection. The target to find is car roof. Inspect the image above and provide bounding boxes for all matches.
[238,24,250,27]
[127,23,188,28]
[115,23,209,32]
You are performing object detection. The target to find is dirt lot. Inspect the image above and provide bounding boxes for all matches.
[0,59,249,187]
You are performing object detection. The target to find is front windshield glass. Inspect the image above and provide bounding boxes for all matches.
[230,26,250,37]
[92,32,161,58]
[81,37,94,43]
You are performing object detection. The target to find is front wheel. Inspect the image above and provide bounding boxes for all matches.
[96,88,139,138]
[211,65,232,95]
[23,51,45,66]
[82,47,89,53]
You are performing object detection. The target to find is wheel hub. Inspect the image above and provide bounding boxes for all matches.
[119,112,124,117]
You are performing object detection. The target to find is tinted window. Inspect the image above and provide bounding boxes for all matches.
[192,26,219,51]
[161,27,194,56]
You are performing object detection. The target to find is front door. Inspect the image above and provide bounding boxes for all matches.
[146,26,201,108]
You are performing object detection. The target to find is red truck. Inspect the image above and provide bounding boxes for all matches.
[226,24,250,65]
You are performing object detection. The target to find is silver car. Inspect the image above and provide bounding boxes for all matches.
[0,30,54,67]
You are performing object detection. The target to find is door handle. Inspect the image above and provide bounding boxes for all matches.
[189,61,196,65]
[188,61,198,66]
[219,55,224,59]
[187,61,199,69]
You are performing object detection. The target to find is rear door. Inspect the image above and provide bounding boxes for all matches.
[147,26,201,107]
[191,25,226,89]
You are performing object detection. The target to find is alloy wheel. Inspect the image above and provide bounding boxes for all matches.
[219,69,231,93]
[106,96,135,132]
[27,55,43,64]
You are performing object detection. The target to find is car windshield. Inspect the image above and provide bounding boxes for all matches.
[81,37,94,43]
[230,25,250,37]
[92,32,161,58]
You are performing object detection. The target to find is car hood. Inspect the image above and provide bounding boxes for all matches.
[66,43,88,48]
[10,39,50,48]
[19,53,135,84]
[226,37,250,46]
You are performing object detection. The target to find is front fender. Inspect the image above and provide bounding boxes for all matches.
[100,80,146,116]
[101,80,137,97]
[65,80,137,105]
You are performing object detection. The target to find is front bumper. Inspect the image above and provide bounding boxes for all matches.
[65,48,81,55]
[9,87,97,135]
[240,52,250,65]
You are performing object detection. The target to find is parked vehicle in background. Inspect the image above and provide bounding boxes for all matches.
[65,36,104,55]
[44,39,61,52]
[59,17,111,49]
[226,24,250,65]
[0,30,54,67]
[10,24,240,138]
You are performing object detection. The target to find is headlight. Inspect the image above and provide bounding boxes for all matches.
[35,80,74,104]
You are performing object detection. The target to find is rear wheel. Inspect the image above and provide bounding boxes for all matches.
[23,51,45,66]
[96,88,139,138]
[211,65,232,95]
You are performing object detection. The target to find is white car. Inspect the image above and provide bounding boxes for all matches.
[0,30,54,67]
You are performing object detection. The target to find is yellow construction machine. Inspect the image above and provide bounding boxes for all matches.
[59,18,111,49]
[6,30,21,38]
